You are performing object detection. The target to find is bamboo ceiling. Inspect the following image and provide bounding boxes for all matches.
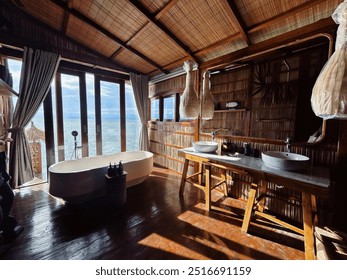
[0,0,341,78]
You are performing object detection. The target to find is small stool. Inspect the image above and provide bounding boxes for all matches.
[179,155,229,210]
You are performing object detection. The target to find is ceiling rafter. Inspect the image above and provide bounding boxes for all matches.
[225,0,251,45]
[127,0,200,64]
[201,17,336,70]
[194,33,243,56]
[248,0,330,33]
[110,0,182,64]
[50,0,168,74]
[2,0,136,74]
[154,0,181,20]
[61,0,73,34]
[180,0,331,64]
[147,33,244,76]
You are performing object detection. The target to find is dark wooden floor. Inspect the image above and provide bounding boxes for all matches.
[1,166,305,260]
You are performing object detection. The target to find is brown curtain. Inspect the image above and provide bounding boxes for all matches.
[9,47,60,188]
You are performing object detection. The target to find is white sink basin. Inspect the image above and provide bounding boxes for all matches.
[261,151,310,171]
[193,141,218,153]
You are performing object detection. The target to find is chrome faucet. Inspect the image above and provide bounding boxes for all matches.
[211,129,228,142]
[285,137,292,153]
[212,131,216,142]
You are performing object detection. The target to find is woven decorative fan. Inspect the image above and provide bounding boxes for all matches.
[179,61,200,119]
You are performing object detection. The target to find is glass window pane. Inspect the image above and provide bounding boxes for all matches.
[100,81,120,155]
[86,73,96,156]
[151,99,159,120]
[61,74,81,160]
[125,83,141,151]
[163,95,175,120]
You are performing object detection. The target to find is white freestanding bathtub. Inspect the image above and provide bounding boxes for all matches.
[48,151,153,204]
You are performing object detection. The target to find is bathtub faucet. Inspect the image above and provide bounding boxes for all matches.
[71,130,82,159]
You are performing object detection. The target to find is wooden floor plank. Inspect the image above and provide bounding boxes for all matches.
[1,166,305,260]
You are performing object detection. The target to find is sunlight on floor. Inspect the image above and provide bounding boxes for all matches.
[138,233,210,260]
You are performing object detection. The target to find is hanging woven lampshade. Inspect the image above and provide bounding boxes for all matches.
[201,70,214,120]
[179,61,200,119]
[311,1,347,120]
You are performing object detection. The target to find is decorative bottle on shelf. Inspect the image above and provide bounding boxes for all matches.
[107,162,114,177]
[113,163,118,175]
[117,160,123,176]
[244,143,251,156]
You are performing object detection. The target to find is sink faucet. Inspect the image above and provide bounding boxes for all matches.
[211,129,228,142]
[285,137,292,153]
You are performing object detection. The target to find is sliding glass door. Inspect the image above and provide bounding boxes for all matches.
[5,58,142,185]
[100,80,121,155]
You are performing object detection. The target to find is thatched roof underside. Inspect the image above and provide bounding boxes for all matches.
[0,0,341,79]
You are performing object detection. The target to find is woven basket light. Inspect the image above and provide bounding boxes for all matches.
[179,61,200,119]
[311,1,347,120]
[201,70,214,120]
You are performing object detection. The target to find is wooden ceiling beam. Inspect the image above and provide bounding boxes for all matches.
[225,0,251,45]
[154,0,181,20]
[127,0,200,63]
[61,0,73,34]
[248,0,330,33]
[49,0,168,74]
[201,17,336,71]
[193,0,333,63]
[194,33,243,56]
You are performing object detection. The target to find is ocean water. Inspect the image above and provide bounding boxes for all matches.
[29,119,142,181]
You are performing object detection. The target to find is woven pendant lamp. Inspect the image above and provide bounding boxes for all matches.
[179,61,200,119]
[201,70,214,120]
[311,1,347,119]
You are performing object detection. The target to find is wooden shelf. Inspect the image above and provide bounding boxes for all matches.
[214,109,246,113]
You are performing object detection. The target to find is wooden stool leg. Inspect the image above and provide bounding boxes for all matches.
[302,192,315,260]
[205,164,212,210]
[222,169,228,196]
[311,194,318,226]
[257,180,267,213]
[198,161,203,185]
[179,158,189,196]
[241,183,258,232]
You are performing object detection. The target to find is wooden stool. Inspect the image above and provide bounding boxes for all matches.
[179,154,228,210]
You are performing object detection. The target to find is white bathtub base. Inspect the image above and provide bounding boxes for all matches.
[48,151,153,204]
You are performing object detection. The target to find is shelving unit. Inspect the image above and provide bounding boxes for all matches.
[214,109,247,113]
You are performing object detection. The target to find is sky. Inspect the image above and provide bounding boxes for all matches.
[7,58,140,121]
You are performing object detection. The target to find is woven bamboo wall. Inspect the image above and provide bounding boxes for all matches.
[202,67,250,136]
[149,74,186,98]
[148,43,337,224]
[148,121,195,174]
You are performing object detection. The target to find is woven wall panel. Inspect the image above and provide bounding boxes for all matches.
[129,23,187,67]
[114,49,157,74]
[20,0,64,31]
[12,0,340,78]
[235,0,308,27]
[197,39,248,62]
[73,0,147,42]
[139,0,172,14]
[249,0,340,44]
[66,15,121,57]
[160,0,239,52]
